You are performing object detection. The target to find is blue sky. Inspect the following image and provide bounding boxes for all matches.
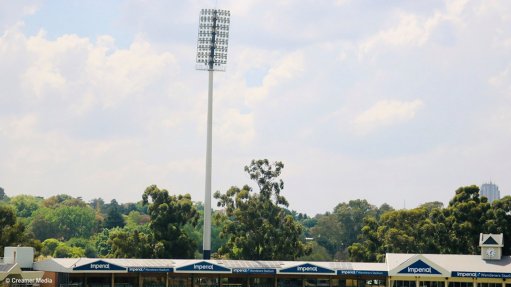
[1,0,510,215]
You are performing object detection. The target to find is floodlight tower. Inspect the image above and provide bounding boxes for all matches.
[196,8,230,260]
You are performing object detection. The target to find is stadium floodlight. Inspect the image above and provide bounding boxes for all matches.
[196,9,230,71]
[196,8,230,260]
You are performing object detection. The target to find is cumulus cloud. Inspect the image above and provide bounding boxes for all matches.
[489,66,511,94]
[245,51,304,105]
[360,13,431,54]
[352,99,424,135]
[359,0,470,56]
[216,109,255,145]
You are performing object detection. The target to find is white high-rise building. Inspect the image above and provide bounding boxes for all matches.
[480,182,500,203]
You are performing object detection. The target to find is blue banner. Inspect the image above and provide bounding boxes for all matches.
[73,260,126,271]
[338,270,388,276]
[128,267,173,273]
[279,263,335,274]
[232,268,276,274]
[452,271,511,279]
[398,260,441,275]
[175,261,231,273]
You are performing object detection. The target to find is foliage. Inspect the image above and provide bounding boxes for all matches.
[9,195,43,218]
[108,226,160,258]
[125,211,151,229]
[90,198,107,214]
[0,203,30,256]
[43,194,87,208]
[142,185,199,258]
[54,244,85,258]
[67,237,97,257]
[41,238,61,256]
[187,208,228,258]
[104,199,126,229]
[310,200,393,260]
[298,241,331,261]
[30,206,97,241]
[0,187,7,201]
[93,228,112,257]
[348,185,511,261]
[214,159,310,260]
[4,179,511,262]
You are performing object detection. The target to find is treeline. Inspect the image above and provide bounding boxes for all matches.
[1,160,511,261]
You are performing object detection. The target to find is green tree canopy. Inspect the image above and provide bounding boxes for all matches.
[41,238,62,256]
[310,200,393,260]
[43,194,86,208]
[348,185,511,261]
[0,204,29,256]
[142,185,199,258]
[0,187,7,201]
[108,225,161,258]
[214,159,310,260]
[104,199,126,229]
[30,205,97,241]
[9,195,43,218]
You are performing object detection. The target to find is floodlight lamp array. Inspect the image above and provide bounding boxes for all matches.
[196,9,230,71]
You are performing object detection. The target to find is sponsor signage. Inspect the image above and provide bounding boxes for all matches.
[452,272,511,279]
[279,263,335,274]
[175,261,231,273]
[232,268,276,275]
[338,270,388,276]
[398,260,441,275]
[73,260,126,272]
[128,267,173,273]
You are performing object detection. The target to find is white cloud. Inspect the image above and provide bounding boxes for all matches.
[359,0,471,56]
[245,51,304,105]
[352,99,424,135]
[216,109,255,146]
[0,114,39,140]
[359,13,434,55]
[3,29,177,110]
[334,0,350,7]
[489,66,511,94]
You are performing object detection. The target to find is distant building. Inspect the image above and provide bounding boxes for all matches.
[480,182,500,203]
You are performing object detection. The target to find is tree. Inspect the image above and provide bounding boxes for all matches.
[93,229,112,257]
[43,194,87,208]
[443,185,491,254]
[214,159,310,260]
[9,195,42,218]
[67,237,97,257]
[54,244,85,258]
[125,211,150,228]
[310,200,393,260]
[309,213,340,259]
[104,199,125,229]
[486,196,511,254]
[298,241,332,261]
[0,187,7,201]
[90,198,107,213]
[31,206,97,241]
[348,185,511,261]
[0,204,29,256]
[348,216,381,262]
[108,225,162,258]
[41,238,62,256]
[142,185,199,258]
